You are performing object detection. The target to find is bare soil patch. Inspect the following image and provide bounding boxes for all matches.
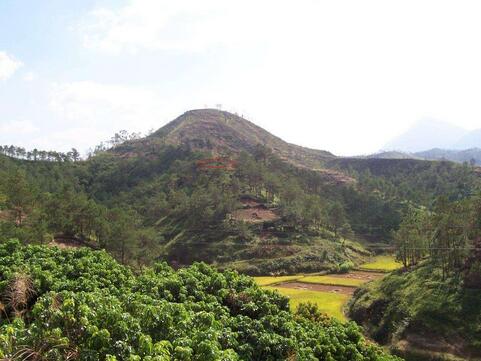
[48,239,82,249]
[329,271,385,281]
[48,236,99,250]
[232,207,280,223]
[276,281,357,295]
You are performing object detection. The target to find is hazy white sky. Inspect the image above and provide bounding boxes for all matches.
[1,0,481,155]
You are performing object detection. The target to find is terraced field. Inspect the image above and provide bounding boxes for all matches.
[255,255,402,321]
[265,285,350,321]
[254,275,303,286]
[358,255,403,272]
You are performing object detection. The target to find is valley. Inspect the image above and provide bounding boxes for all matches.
[255,256,400,322]
[1,109,480,360]
[3,2,481,359]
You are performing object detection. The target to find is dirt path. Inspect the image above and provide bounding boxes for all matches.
[276,281,357,295]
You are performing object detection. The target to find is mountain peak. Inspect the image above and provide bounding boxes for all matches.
[117,109,335,169]
[150,108,281,153]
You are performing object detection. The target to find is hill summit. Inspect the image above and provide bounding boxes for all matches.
[116,109,335,169]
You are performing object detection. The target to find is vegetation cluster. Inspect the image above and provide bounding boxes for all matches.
[0,241,400,361]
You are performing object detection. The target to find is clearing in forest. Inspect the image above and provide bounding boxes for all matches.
[231,197,280,223]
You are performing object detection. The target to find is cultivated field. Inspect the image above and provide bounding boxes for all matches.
[358,255,402,272]
[265,285,349,321]
[255,256,400,321]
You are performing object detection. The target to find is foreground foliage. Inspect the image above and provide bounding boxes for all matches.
[0,241,400,361]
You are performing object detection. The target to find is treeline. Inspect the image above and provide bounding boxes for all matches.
[0,156,154,267]
[87,129,144,157]
[0,145,81,162]
[0,130,144,162]
[395,196,481,282]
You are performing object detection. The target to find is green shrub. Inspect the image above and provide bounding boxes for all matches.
[0,242,400,361]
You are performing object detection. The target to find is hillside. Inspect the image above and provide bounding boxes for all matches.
[326,157,481,206]
[115,109,336,169]
[2,110,481,275]
[0,125,374,274]
[349,264,481,360]
[348,194,481,361]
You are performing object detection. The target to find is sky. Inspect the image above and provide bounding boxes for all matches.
[2,0,481,156]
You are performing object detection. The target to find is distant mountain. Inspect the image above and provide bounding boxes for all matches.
[383,118,468,152]
[416,147,481,165]
[364,147,481,165]
[454,128,481,149]
[364,151,422,160]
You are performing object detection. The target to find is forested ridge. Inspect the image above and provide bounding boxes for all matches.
[3,138,478,274]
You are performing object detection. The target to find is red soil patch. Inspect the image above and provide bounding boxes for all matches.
[276,281,357,295]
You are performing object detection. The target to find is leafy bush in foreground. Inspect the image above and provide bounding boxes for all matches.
[0,241,400,360]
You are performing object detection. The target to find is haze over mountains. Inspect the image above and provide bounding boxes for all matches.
[382,118,481,152]
[373,118,481,165]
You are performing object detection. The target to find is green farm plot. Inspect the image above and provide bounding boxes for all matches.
[359,255,402,272]
[254,275,304,286]
[265,286,349,321]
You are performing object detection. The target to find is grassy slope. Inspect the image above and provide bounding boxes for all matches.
[226,238,371,275]
[359,255,403,272]
[348,264,481,360]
